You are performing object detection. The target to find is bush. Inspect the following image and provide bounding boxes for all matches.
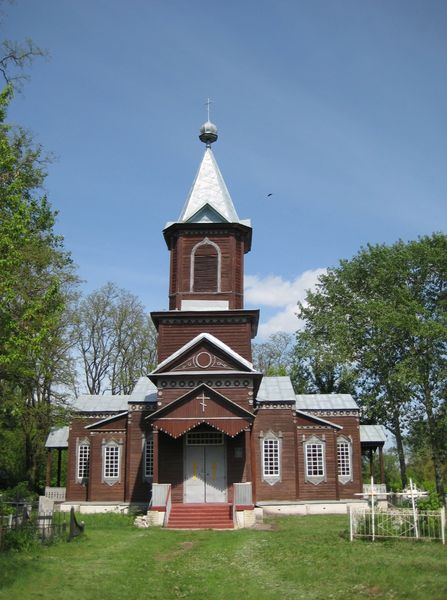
[1,524,39,552]
[0,482,38,503]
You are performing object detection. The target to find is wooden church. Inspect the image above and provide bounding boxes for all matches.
[46,120,386,526]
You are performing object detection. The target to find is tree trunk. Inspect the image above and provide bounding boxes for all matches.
[392,410,407,489]
[424,385,446,500]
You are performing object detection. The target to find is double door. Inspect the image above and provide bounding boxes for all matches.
[184,443,227,503]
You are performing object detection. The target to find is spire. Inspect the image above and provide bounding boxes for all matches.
[178,146,240,223]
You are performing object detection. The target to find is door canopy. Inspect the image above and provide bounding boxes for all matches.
[146,384,254,438]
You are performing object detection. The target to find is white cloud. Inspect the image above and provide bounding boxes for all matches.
[245,269,326,338]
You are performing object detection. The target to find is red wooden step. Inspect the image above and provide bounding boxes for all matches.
[167,503,234,529]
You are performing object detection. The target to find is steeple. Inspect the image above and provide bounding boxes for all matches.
[178,147,241,224]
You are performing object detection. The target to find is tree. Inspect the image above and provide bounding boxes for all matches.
[297,235,447,497]
[0,86,77,488]
[73,283,158,395]
[290,330,357,394]
[252,332,294,376]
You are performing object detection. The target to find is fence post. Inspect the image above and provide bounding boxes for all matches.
[441,507,445,546]
[349,506,353,542]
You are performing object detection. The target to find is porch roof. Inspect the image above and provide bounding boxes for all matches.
[45,426,69,448]
[360,425,387,445]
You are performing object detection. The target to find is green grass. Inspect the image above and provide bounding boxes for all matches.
[0,514,446,599]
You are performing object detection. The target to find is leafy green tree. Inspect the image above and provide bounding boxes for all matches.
[0,86,77,489]
[290,331,357,394]
[252,332,294,376]
[297,235,447,497]
[73,283,158,395]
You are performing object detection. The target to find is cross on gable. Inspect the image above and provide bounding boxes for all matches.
[198,391,210,413]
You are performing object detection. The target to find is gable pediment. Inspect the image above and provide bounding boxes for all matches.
[151,333,256,376]
[168,343,244,373]
[85,411,128,431]
[146,384,254,438]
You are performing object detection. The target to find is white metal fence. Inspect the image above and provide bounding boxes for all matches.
[350,506,446,544]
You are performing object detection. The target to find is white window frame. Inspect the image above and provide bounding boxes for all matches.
[186,431,224,445]
[304,435,326,485]
[190,237,221,292]
[101,439,123,486]
[144,434,153,480]
[260,431,282,486]
[337,436,353,484]
[76,438,90,484]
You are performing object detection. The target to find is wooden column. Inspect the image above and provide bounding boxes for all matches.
[379,446,385,484]
[369,448,374,477]
[153,428,159,483]
[46,449,52,487]
[56,449,62,487]
[244,428,251,483]
[294,422,300,499]
[333,432,340,501]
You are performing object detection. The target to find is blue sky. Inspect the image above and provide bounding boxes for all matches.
[6,0,447,338]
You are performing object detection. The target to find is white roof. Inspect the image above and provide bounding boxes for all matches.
[177,148,246,225]
[70,394,130,412]
[45,426,69,448]
[129,376,158,403]
[152,332,255,373]
[360,425,387,443]
[70,377,157,413]
[257,377,296,402]
[295,394,358,410]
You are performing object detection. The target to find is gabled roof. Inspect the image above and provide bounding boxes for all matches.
[176,147,244,225]
[151,332,256,374]
[296,410,343,430]
[256,376,296,402]
[85,411,128,430]
[295,394,359,411]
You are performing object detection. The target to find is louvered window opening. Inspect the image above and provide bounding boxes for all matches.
[194,247,218,292]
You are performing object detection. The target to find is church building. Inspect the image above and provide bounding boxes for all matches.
[46,120,386,527]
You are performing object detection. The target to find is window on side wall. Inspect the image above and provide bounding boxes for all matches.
[304,435,326,485]
[102,440,122,486]
[261,431,281,485]
[144,434,153,480]
[337,436,353,484]
[76,439,90,484]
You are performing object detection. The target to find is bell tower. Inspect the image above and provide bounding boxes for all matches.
[151,120,259,362]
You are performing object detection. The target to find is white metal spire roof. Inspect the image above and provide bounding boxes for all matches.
[177,148,243,224]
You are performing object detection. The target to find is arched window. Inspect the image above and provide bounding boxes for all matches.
[190,238,221,292]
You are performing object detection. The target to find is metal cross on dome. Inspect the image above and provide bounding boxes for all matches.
[205,98,212,121]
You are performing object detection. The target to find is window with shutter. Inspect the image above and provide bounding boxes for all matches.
[190,238,221,292]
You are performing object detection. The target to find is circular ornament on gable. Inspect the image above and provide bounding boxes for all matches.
[195,351,213,369]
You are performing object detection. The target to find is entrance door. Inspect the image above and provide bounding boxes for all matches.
[184,433,227,503]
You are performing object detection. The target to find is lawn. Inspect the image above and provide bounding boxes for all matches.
[0,514,446,599]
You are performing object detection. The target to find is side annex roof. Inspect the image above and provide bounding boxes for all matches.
[295,394,359,411]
